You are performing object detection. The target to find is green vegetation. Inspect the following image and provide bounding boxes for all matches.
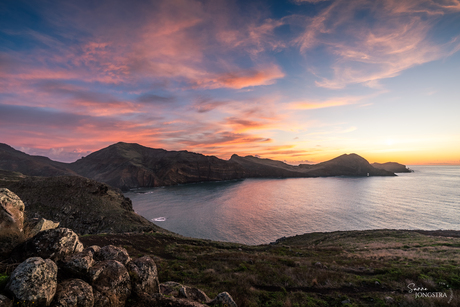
[73,229,460,306]
[0,273,8,289]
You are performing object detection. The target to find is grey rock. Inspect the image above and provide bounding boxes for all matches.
[0,294,13,307]
[127,256,159,296]
[159,281,211,303]
[29,218,60,237]
[181,286,211,304]
[0,188,25,232]
[60,249,95,279]
[99,245,131,265]
[88,260,131,307]
[208,292,237,307]
[6,257,58,306]
[51,279,94,307]
[11,228,83,262]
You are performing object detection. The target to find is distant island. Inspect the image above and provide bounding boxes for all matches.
[0,142,406,191]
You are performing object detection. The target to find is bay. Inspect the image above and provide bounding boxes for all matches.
[125,166,460,245]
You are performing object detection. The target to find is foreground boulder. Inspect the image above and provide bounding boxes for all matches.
[60,247,98,279]
[0,188,25,256]
[126,256,159,296]
[6,257,58,306]
[88,260,131,307]
[51,278,94,307]
[11,228,83,262]
[0,188,25,231]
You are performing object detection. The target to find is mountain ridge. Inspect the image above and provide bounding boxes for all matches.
[0,142,396,190]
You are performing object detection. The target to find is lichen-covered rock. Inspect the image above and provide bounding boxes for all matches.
[59,249,95,279]
[127,256,159,296]
[159,282,211,304]
[88,260,131,307]
[0,188,25,232]
[208,292,237,307]
[181,286,211,304]
[11,228,83,262]
[0,294,13,307]
[0,188,25,256]
[28,218,60,237]
[6,257,58,306]
[51,279,94,307]
[98,245,131,265]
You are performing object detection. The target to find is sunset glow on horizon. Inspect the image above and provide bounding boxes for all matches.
[1,0,460,165]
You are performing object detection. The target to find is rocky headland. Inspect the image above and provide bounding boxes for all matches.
[0,142,398,191]
[0,170,163,235]
[372,162,413,173]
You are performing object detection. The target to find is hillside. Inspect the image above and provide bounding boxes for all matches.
[0,170,165,234]
[76,229,460,306]
[0,142,396,190]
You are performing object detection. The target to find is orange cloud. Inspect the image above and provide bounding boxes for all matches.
[214,65,284,89]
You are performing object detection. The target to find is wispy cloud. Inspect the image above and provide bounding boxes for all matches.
[294,0,460,88]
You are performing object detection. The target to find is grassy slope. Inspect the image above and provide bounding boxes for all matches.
[75,229,460,307]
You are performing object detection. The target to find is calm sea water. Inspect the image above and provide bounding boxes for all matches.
[125,166,460,245]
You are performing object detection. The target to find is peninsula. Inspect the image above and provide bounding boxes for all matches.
[0,142,395,191]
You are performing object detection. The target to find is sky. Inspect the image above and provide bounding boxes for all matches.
[1,0,460,165]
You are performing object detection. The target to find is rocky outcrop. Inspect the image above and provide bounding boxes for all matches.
[10,228,83,263]
[6,257,58,306]
[0,192,237,307]
[372,162,412,173]
[52,279,94,307]
[2,241,236,307]
[2,173,163,235]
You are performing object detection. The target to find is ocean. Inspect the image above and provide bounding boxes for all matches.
[124,166,460,245]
